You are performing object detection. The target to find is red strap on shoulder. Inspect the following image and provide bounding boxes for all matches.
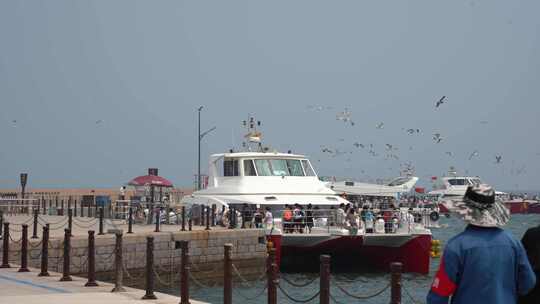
[430,255,457,297]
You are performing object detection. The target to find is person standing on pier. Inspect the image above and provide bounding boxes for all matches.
[519,223,540,304]
[427,184,536,304]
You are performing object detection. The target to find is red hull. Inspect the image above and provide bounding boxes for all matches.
[504,201,531,214]
[527,202,540,214]
[279,234,432,274]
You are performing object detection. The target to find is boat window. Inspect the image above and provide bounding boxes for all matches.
[286,159,304,176]
[269,159,290,176]
[387,177,410,186]
[254,159,272,176]
[243,160,257,176]
[302,160,316,176]
[448,179,466,186]
[469,178,481,185]
[223,159,239,176]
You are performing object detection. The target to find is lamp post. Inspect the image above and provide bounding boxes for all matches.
[197,106,216,190]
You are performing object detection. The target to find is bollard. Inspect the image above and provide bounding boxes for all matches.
[127,207,133,234]
[74,199,77,217]
[179,240,190,304]
[0,210,3,237]
[319,255,330,304]
[1,223,10,268]
[98,207,104,235]
[18,224,30,272]
[390,262,402,304]
[32,209,38,239]
[211,204,216,227]
[269,262,278,304]
[267,248,277,304]
[154,210,160,232]
[205,207,210,231]
[68,209,73,233]
[87,205,91,218]
[42,197,47,215]
[111,232,125,292]
[59,228,72,281]
[85,230,98,286]
[199,206,204,227]
[38,225,50,276]
[142,236,157,300]
[224,244,232,304]
[181,206,186,231]
[188,218,192,231]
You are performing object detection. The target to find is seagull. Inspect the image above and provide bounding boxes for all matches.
[433,133,443,143]
[11,120,17,127]
[480,121,489,124]
[353,142,364,149]
[435,96,446,108]
[495,155,502,164]
[385,144,393,151]
[469,150,479,160]
[376,122,384,129]
[95,120,103,125]
[445,151,453,157]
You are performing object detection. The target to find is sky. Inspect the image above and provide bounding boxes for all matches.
[1,1,539,191]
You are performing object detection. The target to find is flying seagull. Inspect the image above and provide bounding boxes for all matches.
[495,155,502,164]
[95,120,103,125]
[376,122,384,129]
[469,150,479,160]
[435,96,446,108]
[433,133,443,143]
[445,151,453,157]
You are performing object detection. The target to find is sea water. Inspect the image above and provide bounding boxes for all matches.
[158,214,539,304]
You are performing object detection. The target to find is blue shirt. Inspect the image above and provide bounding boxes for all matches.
[427,225,536,304]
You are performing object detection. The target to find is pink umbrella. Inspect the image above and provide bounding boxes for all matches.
[128,172,173,188]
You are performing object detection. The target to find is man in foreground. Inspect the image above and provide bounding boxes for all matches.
[427,184,536,304]
[519,223,540,303]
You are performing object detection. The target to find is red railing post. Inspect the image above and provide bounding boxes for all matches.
[390,262,403,304]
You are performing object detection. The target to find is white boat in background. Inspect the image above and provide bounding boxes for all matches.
[327,176,419,198]
[182,116,433,273]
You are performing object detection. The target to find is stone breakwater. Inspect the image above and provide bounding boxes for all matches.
[3,229,267,281]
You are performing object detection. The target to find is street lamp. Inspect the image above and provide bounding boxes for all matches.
[197,106,216,190]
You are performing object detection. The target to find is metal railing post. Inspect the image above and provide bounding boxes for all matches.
[68,208,73,233]
[142,236,157,300]
[18,224,30,272]
[181,206,186,231]
[390,262,402,304]
[269,262,278,304]
[267,248,277,304]
[179,240,190,304]
[38,225,50,276]
[74,199,77,217]
[127,207,133,234]
[154,210,160,232]
[0,210,3,237]
[319,255,330,304]
[1,223,10,268]
[211,204,216,227]
[98,208,104,235]
[111,232,125,292]
[59,228,72,281]
[188,218,192,231]
[32,209,38,239]
[205,207,211,231]
[85,230,98,286]
[200,206,205,227]
[224,243,232,304]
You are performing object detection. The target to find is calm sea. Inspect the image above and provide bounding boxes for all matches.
[159,214,540,304]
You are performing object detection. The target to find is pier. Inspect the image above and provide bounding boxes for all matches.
[0,265,208,304]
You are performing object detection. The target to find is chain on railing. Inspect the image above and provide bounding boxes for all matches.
[402,283,425,304]
[232,283,268,301]
[331,279,391,300]
[280,275,319,288]
[278,283,320,303]
[152,266,175,287]
[187,269,219,289]
[9,234,22,243]
[231,263,267,288]
[71,219,98,229]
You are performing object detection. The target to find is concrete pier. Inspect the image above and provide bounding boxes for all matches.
[0,266,207,304]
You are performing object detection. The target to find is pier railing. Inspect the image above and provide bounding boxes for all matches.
[0,225,418,304]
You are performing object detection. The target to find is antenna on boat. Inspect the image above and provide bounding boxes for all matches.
[242,115,263,152]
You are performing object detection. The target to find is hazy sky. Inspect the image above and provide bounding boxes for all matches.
[1,1,539,191]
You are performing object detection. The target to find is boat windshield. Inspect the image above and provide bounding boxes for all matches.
[468,178,481,185]
[251,158,313,176]
[448,179,466,186]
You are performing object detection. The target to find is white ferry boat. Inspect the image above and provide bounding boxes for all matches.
[182,117,433,273]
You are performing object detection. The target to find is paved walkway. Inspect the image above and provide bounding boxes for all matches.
[0,266,207,304]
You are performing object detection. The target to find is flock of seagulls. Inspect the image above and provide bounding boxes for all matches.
[307,94,536,180]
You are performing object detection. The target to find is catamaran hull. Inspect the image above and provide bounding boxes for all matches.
[274,233,432,274]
